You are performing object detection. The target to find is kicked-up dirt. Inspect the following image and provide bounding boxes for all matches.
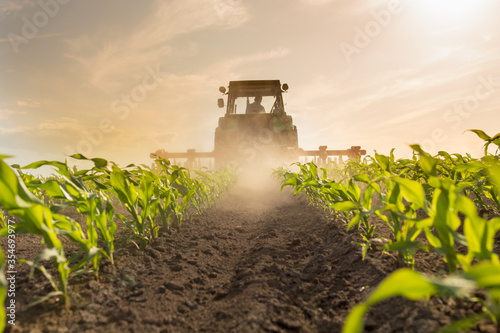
[3,174,499,333]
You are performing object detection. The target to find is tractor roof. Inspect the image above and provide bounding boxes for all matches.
[228,80,281,87]
[228,80,282,98]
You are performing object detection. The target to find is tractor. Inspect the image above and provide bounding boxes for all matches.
[213,80,299,167]
[152,80,365,168]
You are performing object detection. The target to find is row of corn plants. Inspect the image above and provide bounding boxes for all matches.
[0,154,235,311]
[279,130,500,332]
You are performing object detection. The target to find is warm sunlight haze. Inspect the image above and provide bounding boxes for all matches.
[416,0,491,20]
[1,0,499,171]
[2,2,500,332]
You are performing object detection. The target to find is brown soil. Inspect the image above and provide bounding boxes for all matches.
[3,177,499,333]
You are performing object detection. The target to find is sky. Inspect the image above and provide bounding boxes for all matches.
[1,0,500,171]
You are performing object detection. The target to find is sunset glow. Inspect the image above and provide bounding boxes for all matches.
[0,0,499,170]
[416,0,490,19]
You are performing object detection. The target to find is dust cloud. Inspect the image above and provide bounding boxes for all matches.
[221,164,297,216]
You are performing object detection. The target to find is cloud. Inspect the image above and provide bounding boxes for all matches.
[288,52,500,137]
[0,33,64,45]
[37,117,80,131]
[64,0,249,93]
[113,127,178,148]
[0,126,31,134]
[0,0,36,18]
[16,99,42,108]
[300,0,336,5]
[0,117,82,137]
[203,47,290,81]
[0,108,27,120]
[224,47,289,69]
[212,0,247,27]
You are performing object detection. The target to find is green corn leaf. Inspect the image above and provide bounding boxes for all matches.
[438,151,452,159]
[300,180,320,188]
[38,180,72,200]
[341,304,367,333]
[424,227,442,248]
[0,160,42,209]
[486,165,500,192]
[74,168,91,177]
[454,161,486,173]
[384,241,422,252]
[368,269,436,303]
[110,172,135,204]
[347,179,361,202]
[342,269,436,333]
[332,201,361,211]
[410,145,438,176]
[347,213,361,231]
[353,174,371,183]
[0,222,29,237]
[22,160,71,178]
[468,129,491,141]
[464,262,500,289]
[50,204,70,214]
[392,177,426,209]
[375,152,390,172]
[69,154,109,169]
[26,291,65,309]
[307,162,318,178]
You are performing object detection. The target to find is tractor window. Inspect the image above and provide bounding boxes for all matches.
[233,96,278,114]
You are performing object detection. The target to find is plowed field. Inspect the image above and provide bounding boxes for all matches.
[4,176,498,333]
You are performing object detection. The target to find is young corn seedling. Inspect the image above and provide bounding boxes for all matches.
[468,129,500,156]
[342,262,500,333]
[341,176,376,241]
[455,196,500,271]
[377,176,428,268]
[172,166,201,224]
[21,159,116,273]
[107,166,153,248]
[0,157,71,304]
[407,146,463,272]
[281,162,376,246]
[153,158,184,230]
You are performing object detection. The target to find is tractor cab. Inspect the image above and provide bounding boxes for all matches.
[218,80,288,115]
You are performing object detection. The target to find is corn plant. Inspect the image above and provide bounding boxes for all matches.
[342,173,500,331]
[340,132,500,331]
[0,152,235,310]
[342,262,500,333]
[0,209,6,229]
[275,130,500,331]
[469,129,500,155]
[67,155,235,248]
[0,156,118,304]
[21,158,116,272]
[281,162,376,242]
[343,187,500,331]
[194,166,235,208]
[0,157,72,303]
